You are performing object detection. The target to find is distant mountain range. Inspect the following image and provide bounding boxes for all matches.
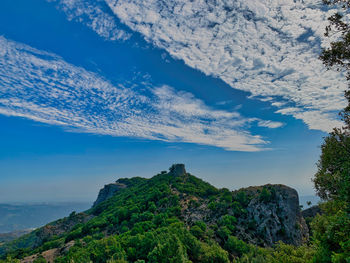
[0,230,32,244]
[0,202,91,234]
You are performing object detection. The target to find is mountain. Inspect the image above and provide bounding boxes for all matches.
[0,203,91,234]
[0,230,32,245]
[0,164,314,262]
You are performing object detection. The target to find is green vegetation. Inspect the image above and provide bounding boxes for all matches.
[0,167,315,262]
[313,1,350,262]
[310,129,350,262]
[1,2,350,261]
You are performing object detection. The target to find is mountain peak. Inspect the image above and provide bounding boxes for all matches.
[169,163,186,177]
[3,165,311,262]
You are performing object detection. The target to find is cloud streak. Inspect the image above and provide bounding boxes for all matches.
[104,0,346,132]
[0,36,282,151]
[48,0,131,41]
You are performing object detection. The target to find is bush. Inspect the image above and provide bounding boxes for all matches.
[224,236,249,257]
[259,187,272,203]
[190,225,205,239]
[218,215,237,232]
[199,243,230,263]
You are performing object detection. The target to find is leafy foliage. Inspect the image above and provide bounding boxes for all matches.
[321,0,350,127]
[311,202,350,262]
[314,2,350,262]
[313,129,350,206]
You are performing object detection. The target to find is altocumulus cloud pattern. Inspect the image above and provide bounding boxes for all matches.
[1,0,347,151]
[0,36,282,152]
[97,0,345,131]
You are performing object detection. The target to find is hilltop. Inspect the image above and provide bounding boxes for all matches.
[0,164,315,263]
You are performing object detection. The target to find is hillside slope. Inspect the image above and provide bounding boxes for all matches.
[0,203,91,234]
[0,164,313,263]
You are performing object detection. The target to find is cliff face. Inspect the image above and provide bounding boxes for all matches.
[93,182,127,207]
[241,185,308,246]
[169,163,186,177]
[179,183,308,247]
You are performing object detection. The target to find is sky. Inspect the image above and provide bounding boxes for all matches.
[0,0,346,203]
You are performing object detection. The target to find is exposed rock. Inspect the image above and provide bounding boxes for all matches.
[92,164,185,208]
[20,241,75,263]
[180,196,211,224]
[177,183,309,247]
[93,182,127,207]
[34,212,92,247]
[21,248,59,263]
[59,240,75,255]
[169,164,186,177]
[236,184,309,246]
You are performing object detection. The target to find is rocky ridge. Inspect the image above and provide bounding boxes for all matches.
[93,164,308,246]
[1,164,311,262]
[93,182,127,207]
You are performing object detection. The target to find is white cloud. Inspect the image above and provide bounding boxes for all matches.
[257,120,284,129]
[276,107,343,131]
[0,36,280,152]
[105,0,347,132]
[48,0,131,41]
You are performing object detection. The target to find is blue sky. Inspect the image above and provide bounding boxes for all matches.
[0,0,345,203]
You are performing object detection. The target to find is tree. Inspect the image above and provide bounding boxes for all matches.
[311,128,350,262]
[321,0,350,127]
[317,0,350,211]
[312,2,350,261]
[313,128,350,207]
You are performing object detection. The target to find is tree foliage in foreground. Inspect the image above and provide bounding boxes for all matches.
[311,129,350,262]
[314,1,350,262]
[321,0,350,127]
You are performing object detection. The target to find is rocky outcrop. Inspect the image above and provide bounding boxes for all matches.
[236,184,309,246]
[34,213,91,247]
[177,183,309,247]
[93,164,185,208]
[169,164,186,177]
[21,241,75,263]
[93,182,127,207]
